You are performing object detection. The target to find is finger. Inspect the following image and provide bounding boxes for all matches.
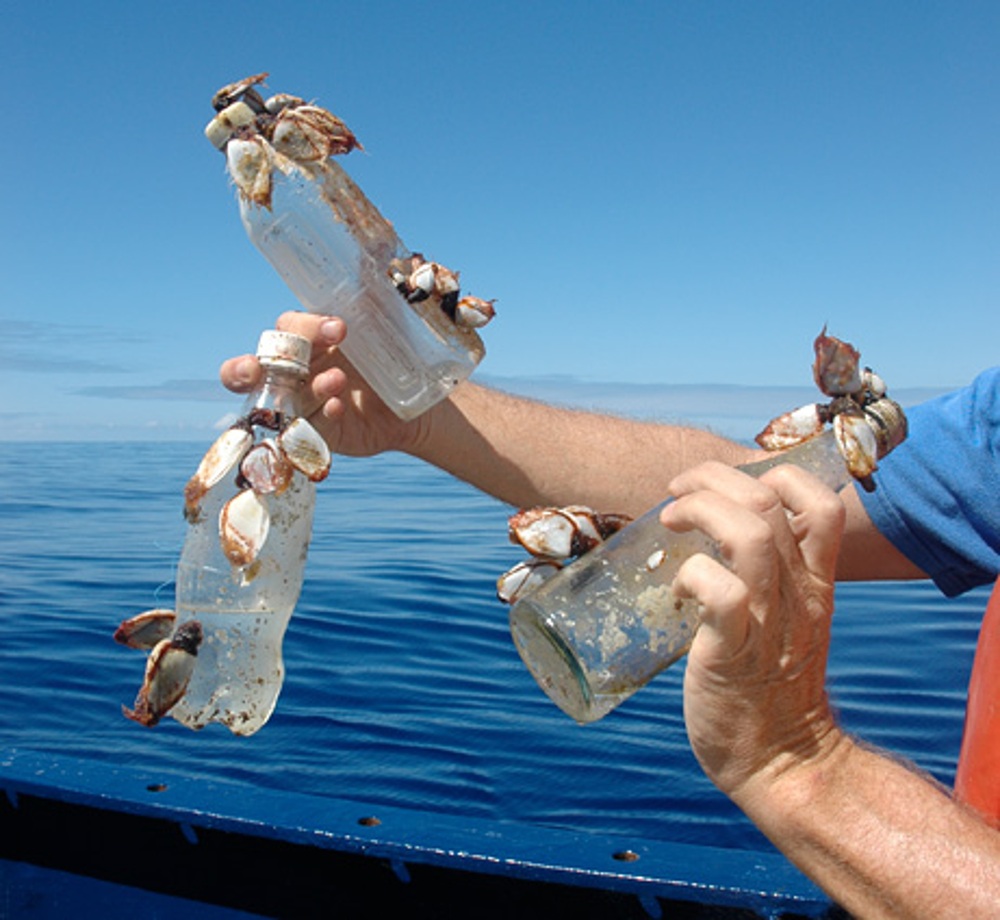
[219,354,262,393]
[272,312,346,357]
[315,366,350,420]
[673,553,751,659]
[669,462,789,525]
[667,462,814,574]
[661,489,780,600]
[757,465,846,578]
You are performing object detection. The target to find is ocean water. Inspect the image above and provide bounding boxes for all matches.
[0,441,988,853]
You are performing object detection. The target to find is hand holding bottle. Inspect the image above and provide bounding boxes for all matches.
[665,461,845,800]
[219,311,427,460]
[502,330,907,723]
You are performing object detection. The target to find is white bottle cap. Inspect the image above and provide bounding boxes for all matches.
[205,101,257,149]
[256,330,311,374]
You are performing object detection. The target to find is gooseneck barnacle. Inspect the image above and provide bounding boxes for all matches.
[754,327,906,490]
[206,73,495,332]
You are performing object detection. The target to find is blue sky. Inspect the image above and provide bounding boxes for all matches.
[2,1,997,441]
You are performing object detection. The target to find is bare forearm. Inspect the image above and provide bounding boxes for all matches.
[738,738,1000,918]
[404,381,928,582]
[407,381,758,515]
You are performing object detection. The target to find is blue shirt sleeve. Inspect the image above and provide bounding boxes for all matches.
[857,367,1000,597]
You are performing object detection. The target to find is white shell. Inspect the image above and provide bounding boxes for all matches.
[409,262,436,297]
[226,136,274,206]
[122,621,202,727]
[496,559,562,604]
[454,296,496,329]
[240,439,293,494]
[834,411,879,480]
[184,425,253,520]
[193,426,253,490]
[433,265,460,297]
[279,417,331,482]
[645,549,667,572]
[271,115,324,162]
[264,93,304,115]
[755,403,824,451]
[114,609,177,650]
[219,489,271,567]
[508,506,602,559]
[862,368,887,399]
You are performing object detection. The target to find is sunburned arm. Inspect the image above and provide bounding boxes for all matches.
[223,317,929,584]
[666,462,996,918]
[836,486,930,582]
[411,382,929,583]
[736,737,1000,919]
[406,381,758,517]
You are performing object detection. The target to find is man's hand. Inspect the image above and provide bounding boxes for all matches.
[219,311,423,458]
[661,462,848,799]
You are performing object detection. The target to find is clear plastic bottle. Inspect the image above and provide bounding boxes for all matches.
[207,102,485,421]
[509,399,908,724]
[169,331,319,735]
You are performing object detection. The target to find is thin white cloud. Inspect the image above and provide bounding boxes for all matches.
[0,318,140,374]
[74,379,231,402]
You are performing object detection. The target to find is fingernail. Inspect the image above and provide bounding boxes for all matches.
[235,356,257,384]
[320,318,344,342]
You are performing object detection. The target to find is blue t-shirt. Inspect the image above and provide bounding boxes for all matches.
[858,367,1000,597]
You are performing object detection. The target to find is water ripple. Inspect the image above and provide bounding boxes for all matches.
[0,444,987,850]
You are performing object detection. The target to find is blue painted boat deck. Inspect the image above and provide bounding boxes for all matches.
[0,747,837,918]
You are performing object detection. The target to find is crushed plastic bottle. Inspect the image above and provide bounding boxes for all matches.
[204,74,493,421]
[116,330,330,736]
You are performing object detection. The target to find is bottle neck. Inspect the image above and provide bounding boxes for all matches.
[738,428,854,493]
[244,366,307,426]
[741,395,906,493]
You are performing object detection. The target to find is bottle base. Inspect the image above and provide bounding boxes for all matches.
[509,603,628,724]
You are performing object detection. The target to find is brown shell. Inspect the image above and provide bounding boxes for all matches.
[278,417,331,482]
[184,425,252,522]
[240,440,294,495]
[219,489,271,567]
[812,329,862,397]
[114,609,177,650]
[122,621,202,727]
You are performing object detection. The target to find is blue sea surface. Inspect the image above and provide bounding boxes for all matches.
[0,442,987,853]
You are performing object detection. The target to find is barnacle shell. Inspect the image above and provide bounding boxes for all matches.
[278,417,331,482]
[432,264,460,298]
[645,549,668,572]
[834,408,879,482]
[508,506,631,560]
[184,424,253,522]
[497,559,562,604]
[220,489,271,567]
[239,439,293,495]
[271,105,362,160]
[226,136,275,207]
[861,367,887,400]
[509,507,597,559]
[407,262,437,302]
[264,93,305,115]
[755,403,826,451]
[454,296,496,329]
[813,328,862,397]
[212,72,268,112]
[204,101,257,149]
[122,621,203,727]
[114,609,177,650]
